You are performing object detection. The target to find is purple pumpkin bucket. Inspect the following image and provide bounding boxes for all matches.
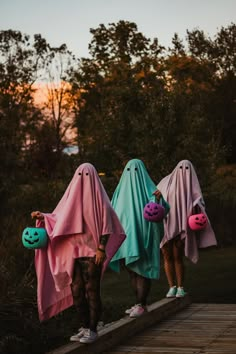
[143,202,165,222]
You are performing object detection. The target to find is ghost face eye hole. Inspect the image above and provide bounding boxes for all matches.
[127,168,130,171]
[186,166,189,170]
[78,172,82,176]
[134,167,138,172]
[179,166,183,169]
[86,172,89,176]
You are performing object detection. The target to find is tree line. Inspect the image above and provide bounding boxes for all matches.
[1,21,235,183]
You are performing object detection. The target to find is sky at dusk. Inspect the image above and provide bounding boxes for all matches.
[0,0,235,58]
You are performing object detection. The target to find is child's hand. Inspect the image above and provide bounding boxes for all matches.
[31,211,44,220]
[95,248,106,265]
[152,190,162,201]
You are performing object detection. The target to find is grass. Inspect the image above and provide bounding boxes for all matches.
[184,246,236,303]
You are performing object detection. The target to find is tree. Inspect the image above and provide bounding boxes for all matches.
[0,30,47,185]
[39,44,76,155]
[72,21,166,174]
[186,24,236,162]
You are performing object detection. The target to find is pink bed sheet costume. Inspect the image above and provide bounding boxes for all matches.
[35,163,126,322]
[157,160,217,263]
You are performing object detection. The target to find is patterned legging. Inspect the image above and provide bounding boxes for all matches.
[71,257,102,331]
[161,235,185,288]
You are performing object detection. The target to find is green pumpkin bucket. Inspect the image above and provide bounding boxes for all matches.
[22,227,48,249]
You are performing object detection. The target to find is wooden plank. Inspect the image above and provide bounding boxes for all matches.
[105,346,199,353]
[204,352,236,354]
[47,302,236,354]
[47,296,191,354]
[103,303,236,354]
[146,328,224,334]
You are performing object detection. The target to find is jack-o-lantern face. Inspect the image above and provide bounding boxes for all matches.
[188,213,207,231]
[22,227,48,249]
[143,202,165,222]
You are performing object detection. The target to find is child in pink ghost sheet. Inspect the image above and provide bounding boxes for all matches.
[31,163,126,343]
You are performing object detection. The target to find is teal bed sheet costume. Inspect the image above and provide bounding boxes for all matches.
[109,159,169,280]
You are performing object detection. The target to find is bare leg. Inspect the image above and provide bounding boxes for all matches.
[161,240,176,287]
[173,236,185,288]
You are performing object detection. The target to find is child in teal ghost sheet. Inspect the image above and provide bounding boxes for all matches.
[109,159,169,317]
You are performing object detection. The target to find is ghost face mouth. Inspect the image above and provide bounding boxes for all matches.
[145,211,159,216]
[195,222,206,227]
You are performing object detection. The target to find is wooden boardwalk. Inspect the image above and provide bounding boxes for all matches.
[103,303,236,354]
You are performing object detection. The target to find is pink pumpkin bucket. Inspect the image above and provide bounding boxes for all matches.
[188,213,208,231]
[143,202,165,222]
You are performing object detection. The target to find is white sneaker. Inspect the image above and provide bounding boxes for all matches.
[79,329,98,344]
[125,305,135,314]
[70,327,87,341]
[166,286,177,298]
[176,287,187,298]
[129,304,147,318]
